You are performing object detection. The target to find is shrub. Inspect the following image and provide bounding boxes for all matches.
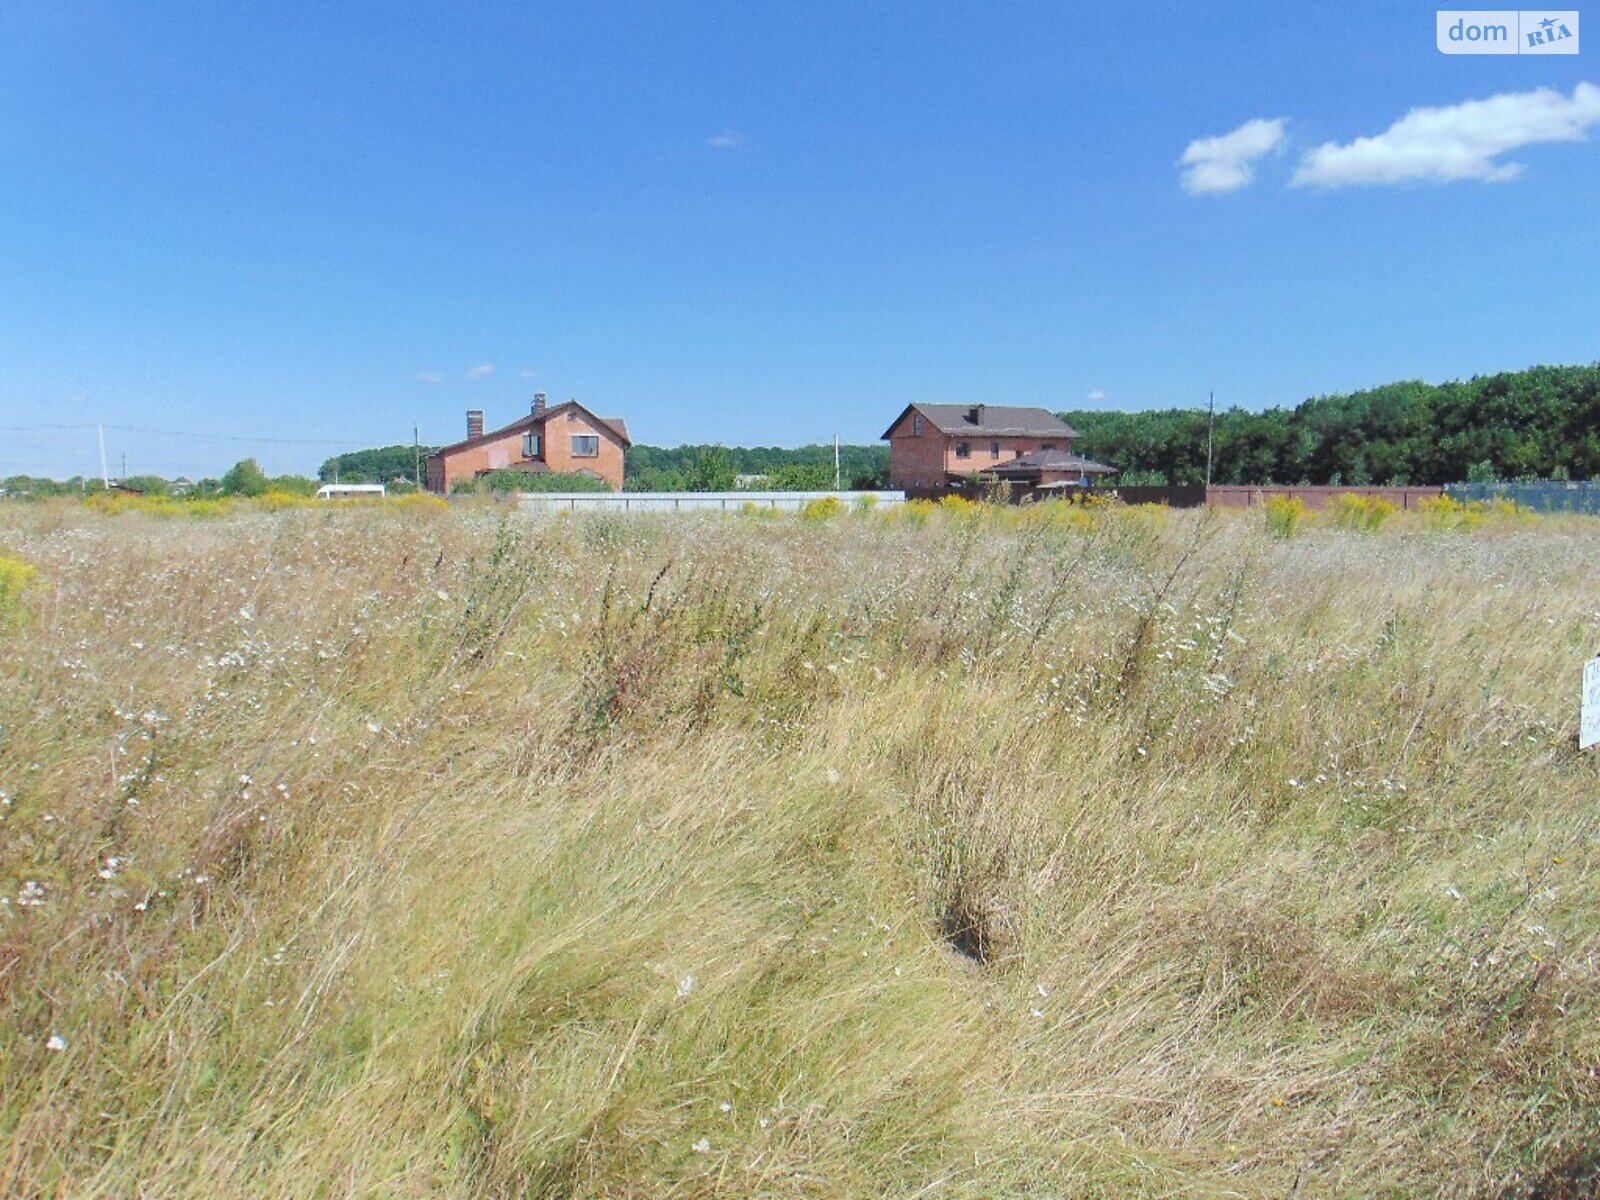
[799,496,847,521]
[1263,495,1307,538]
[1419,495,1473,532]
[1326,493,1397,532]
[0,554,35,625]
[739,501,779,520]
[887,498,936,527]
[473,470,612,494]
[1016,499,1094,532]
[853,493,879,514]
[388,492,449,514]
[254,491,319,512]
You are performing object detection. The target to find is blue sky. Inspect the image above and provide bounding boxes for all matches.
[2,2,1596,477]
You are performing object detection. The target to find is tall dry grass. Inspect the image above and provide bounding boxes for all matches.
[1,498,1597,1198]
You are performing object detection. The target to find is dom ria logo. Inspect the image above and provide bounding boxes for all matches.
[1437,10,1579,53]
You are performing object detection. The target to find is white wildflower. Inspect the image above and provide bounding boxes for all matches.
[45,1034,66,1052]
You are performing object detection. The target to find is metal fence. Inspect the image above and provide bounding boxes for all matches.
[514,490,906,513]
[1445,481,1600,514]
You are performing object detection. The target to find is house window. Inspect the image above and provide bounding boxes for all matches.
[955,442,971,459]
[990,441,1000,457]
[571,435,600,458]
[1041,443,1056,451]
[912,413,922,436]
[522,432,542,459]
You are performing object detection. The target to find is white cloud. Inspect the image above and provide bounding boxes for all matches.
[415,372,446,385]
[1087,389,1108,403]
[465,364,495,379]
[706,130,746,149]
[1180,117,1287,193]
[518,368,541,379]
[1293,83,1600,188]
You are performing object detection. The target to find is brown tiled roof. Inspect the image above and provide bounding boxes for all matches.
[882,403,1079,441]
[429,401,633,458]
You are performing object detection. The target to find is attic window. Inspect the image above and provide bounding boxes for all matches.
[912,413,922,436]
[571,435,599,458]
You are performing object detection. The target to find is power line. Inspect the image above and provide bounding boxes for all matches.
[0,422,360,446]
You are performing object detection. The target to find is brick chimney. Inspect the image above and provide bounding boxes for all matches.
[968,404,985,424]
[532,392,547,416]
[467,410,484,440]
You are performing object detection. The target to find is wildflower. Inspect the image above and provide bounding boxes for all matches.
[45,1034,66,1052]
[691,1137,711,1154]
[676,975,696,999]
[718,1101,732,1113]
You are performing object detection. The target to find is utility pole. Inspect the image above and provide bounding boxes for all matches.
[834,434,841,491]
[97,425,110,491]
[121,451,127,482]
[414,424,421,489]
[1204,391,1216,489]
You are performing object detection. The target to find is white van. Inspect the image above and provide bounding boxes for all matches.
[314,484,387,500]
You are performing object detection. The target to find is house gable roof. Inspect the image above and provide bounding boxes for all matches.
[881,403,1079,441]
[428,401,633,459]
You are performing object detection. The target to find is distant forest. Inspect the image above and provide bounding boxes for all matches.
[1065,365,1600,486]
[307,364,1600,490]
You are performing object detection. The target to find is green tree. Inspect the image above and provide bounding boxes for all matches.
[220,459,271,497]
[767,463,835,491]
[685,445,737,492]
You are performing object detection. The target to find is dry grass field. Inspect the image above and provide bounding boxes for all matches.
[1,498,1597,1198]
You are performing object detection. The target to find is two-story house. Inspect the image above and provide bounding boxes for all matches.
[426,394,631,493]
[880,403,1113,494]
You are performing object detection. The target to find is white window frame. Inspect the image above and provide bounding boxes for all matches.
[571,434,600,458]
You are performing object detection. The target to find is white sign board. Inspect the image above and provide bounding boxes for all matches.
[1583,656,1600,751]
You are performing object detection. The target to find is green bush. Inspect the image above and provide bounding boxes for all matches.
[470,470,612,494]
[1326,493,1397,532]
[0,554,36,625]
[799,496,847,521]
[1263,495,1306,538]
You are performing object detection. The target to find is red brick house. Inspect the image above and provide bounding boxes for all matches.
[880,403,1112,494]
[426,394,631,493]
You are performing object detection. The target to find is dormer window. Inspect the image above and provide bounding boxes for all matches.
[912,413,922,437]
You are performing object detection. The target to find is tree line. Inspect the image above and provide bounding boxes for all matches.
[1063,364,1600,486]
